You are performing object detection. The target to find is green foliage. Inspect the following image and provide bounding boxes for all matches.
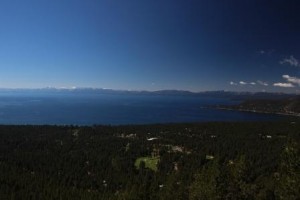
[134,157,159,172]
[189,158,220,200]
[275,139,300,200]
[0,121,299,199]
[221,155,257,200]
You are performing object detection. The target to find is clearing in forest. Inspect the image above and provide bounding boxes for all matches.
[134,157,159,171]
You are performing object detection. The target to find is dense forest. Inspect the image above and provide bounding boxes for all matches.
[0,120,299,199]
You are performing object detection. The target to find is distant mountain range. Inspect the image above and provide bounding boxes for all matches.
[0,87,298,100]
[1,87,299,116]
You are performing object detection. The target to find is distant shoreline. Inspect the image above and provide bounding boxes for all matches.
[215,106,300,118]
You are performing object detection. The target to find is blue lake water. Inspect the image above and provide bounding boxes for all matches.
[0,93,283,125]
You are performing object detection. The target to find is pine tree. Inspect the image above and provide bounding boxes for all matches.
[275,139,300,200]
[189,158,220,200]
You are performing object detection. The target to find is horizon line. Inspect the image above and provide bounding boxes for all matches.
[0,87,297,95]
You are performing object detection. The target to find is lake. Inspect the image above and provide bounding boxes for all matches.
[0,92,283,125]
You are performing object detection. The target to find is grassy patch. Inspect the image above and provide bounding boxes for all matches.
[134,157,159,172]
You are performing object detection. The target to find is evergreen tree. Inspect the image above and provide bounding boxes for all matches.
[221,155,257,200]
[275,139,300,200]
[189,158,220,200]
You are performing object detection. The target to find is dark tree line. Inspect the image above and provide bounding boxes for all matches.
[0,120,299,199]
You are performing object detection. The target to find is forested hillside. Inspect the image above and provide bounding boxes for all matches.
[220,97,300,116]
[0,121,299,199]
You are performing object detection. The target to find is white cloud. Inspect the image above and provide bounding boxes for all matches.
[257,49,274,56]
[229,80,269,87]
[230,81,261,86]
[273,83,295,88]
[280,55,299,67]
[257,80,268,86]
[282,74,300,85]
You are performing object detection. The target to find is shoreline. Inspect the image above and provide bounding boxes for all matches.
[215,106,300,118]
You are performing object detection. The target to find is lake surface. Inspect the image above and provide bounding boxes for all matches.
[0,92,283,125]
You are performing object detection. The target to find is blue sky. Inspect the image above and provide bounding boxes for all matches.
[0,0,299,92]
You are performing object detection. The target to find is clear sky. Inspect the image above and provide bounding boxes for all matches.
[0,0,299,92]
